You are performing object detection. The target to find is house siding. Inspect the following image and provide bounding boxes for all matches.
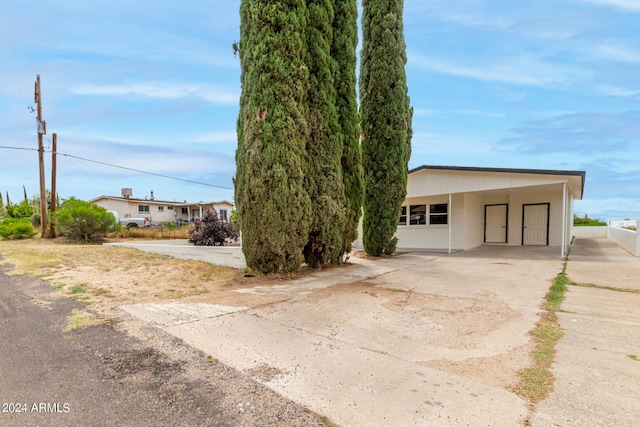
[91,197,233,225]
[407,169,582,199]
[394,195,452,250]
[353,166,583,254]
[462,193,484,250]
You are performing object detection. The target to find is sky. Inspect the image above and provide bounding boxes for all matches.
[1,0,639,222]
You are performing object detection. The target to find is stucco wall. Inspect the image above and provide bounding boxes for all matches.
[573,226,608,238]
[607,221,639,256]
[462,193,484,250]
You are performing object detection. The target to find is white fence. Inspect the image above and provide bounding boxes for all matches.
[573,220,639,257]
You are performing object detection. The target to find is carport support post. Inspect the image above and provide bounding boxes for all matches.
[448,193,452,254]
[560,182,567,258]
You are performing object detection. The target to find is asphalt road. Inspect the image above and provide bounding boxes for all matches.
[0,262,236,427]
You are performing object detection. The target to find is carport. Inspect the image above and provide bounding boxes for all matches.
[366,165,586,258]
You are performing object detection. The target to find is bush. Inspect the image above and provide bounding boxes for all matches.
[162,221,177,231]
[56,198,116,242]
[573,215,607,226]
[188,209,239,246]
[7,200,35,218]
[0,218,37,240]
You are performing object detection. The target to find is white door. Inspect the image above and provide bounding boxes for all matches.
[485,204,507,243]
[523,204,549,245]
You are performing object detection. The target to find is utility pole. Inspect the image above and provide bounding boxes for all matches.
[35,75,48,237]
[50,133,57,238]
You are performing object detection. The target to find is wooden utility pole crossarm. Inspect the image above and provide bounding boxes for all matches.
[35,74,48,237]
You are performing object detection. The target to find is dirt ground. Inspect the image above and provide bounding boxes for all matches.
[0,238,535,392]
[0,238,334,427]
[0,237,543,425]
[0,238,310,314]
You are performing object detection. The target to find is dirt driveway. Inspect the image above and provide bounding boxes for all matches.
[120,245,564,426]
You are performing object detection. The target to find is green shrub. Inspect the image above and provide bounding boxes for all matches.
[56,198,115,242]
[0,218,37,240]
[162,221,177,231]
[573,215,607,226]
[6,200,35,219]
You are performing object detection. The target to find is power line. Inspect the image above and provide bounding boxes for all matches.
[0,145,232,190]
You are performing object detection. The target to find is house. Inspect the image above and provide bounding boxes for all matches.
[89,188,233,225]
[356,165,586,257]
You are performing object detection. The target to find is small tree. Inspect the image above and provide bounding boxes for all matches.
[10,199,34,218]
[189,209,239,246]
[0,218,37,240]
[360,0,412,256]
[56,198,115,242]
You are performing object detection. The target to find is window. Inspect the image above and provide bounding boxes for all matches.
[167,206,174,210]
[429,203,448,225]
[398,206,407,225]
[158,206,164,212]
[138,205,150,213]
[181,208,188,215]
[409,205,427,225]
[219,209,228,220]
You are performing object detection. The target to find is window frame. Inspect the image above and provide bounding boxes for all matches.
[398,206,407,225]
[409,204,427,225]
[138,205,150,213]
[399,202,449,226]
[429,203,448,225]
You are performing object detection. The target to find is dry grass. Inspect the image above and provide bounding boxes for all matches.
[108,225,193,240]
[511,270,567,410]
[63,309,109,332]
[0,238,251,315]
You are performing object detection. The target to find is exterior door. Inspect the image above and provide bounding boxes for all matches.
[523,204,549,245]
[485,204,508,243]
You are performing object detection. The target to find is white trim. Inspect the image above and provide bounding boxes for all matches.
[561,182,567,258]
[448,193,452,254]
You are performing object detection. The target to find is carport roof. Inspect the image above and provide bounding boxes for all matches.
[408,165,586,198]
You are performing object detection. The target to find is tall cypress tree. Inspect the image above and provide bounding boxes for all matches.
[303,0,346,268]
[359,0,412,256]
[332,0,363,258]
[235,0,312,273]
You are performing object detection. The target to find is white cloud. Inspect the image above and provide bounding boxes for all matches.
[595,85,639,97]
[580,0,640,10]
[591,43,640,63]
[71,82,238,105]
[191,131,237,144]
[412,108,503,118]
[436,13,511,31]
[409,53,587,87]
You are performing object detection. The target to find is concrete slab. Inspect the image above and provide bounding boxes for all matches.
[532,238,640,427]
[117,240,640,425]
[119,302,248,327]
[120,245,565,426]
[567,238,640,290]
[166,310,529,427]
[104,240,246,269]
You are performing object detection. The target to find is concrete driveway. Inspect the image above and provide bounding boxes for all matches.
[105,240,246,269]
[532,238,640,427]
[114,238,640,426]
[119,244,565,426]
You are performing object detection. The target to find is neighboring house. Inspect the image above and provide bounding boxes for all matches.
[356,165,586,257]
[89,189,233,225]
